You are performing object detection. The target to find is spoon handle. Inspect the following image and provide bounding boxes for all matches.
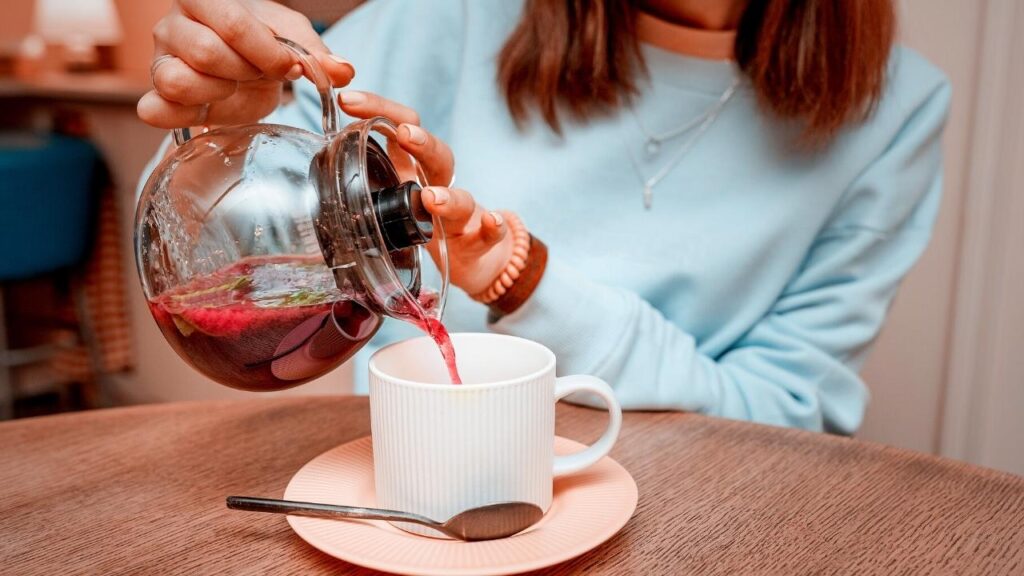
[226,496,439,528]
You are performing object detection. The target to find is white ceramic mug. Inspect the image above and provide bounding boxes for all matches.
[369,332,622,537]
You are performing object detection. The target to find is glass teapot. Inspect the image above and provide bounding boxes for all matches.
[135,38,448,392]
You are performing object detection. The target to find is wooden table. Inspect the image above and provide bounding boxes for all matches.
[2,398,1022,575]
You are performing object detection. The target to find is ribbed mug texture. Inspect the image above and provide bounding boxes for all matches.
[370,371,555,537]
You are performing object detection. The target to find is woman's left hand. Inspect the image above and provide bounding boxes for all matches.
[338,91,513,297]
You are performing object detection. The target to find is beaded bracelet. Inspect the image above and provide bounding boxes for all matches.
[472,211,531,304]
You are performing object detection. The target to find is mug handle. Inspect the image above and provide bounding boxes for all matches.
[552,375,623,477]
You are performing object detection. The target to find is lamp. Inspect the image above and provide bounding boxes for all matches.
[33,0,123,72]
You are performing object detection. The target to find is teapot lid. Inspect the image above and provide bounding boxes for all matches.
[310,116,449,324]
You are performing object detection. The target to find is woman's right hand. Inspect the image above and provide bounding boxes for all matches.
[138,0,355,129]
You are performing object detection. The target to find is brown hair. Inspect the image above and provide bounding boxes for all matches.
[497,0,896,143]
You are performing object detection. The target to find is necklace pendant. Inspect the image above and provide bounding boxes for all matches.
[643,184,653,210]
[644,138,661,158]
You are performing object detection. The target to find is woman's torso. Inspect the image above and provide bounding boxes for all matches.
[273,0,946,392]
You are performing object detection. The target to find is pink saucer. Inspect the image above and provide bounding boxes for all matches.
[284,436,638,576]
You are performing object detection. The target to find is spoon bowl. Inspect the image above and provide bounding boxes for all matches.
[226,496,544,541]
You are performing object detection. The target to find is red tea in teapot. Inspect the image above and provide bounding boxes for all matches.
[149,255,462,390]
[149,255,380,391]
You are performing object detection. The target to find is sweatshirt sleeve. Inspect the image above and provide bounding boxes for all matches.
[266,0,466,140]
[491,80,952,434]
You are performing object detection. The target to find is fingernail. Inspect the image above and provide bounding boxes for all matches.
[403,124,427,145]
[285,64,303,81]
[328,55,356,78]
[428,187,449,205]
[338,91,365,106]
[329,55,354,69]
[490,211,504,226]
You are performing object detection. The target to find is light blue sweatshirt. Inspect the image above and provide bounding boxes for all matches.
[221,0,950,433]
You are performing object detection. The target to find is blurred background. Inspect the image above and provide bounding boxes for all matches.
[0,0,1020,475]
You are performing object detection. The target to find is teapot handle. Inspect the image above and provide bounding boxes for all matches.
[171,36,342,146]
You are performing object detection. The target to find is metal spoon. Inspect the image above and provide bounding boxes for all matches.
[226,496,544,541]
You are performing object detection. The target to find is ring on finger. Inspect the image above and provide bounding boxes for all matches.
[196,103,211,126]
[150,54,178,95]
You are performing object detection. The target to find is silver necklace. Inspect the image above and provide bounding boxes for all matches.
[630,80,739,158]
[630,105,706,158]
[624,79,739,210]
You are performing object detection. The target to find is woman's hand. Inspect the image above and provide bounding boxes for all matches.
[138,0,355,129]
[338,91,514,297]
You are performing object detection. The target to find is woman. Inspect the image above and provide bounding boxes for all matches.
[138,0,950,434]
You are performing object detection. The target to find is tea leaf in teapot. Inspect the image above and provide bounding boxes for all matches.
[279,287,330,307]
[225,275,252,292]
[169,274,252,307]
[172,315,197,337]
